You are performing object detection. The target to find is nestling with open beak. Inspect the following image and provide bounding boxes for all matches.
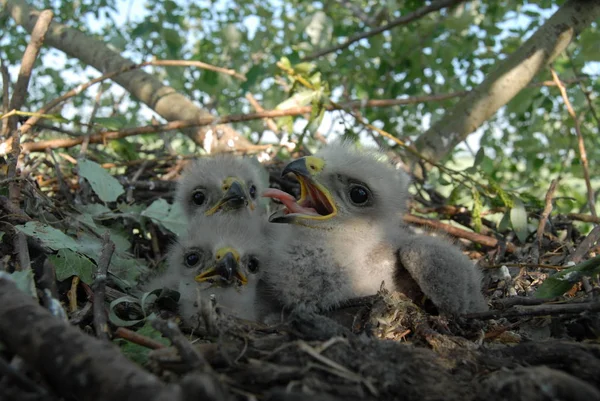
[262,142,487,316]
[176,154,269,219]
[144,215,269,321]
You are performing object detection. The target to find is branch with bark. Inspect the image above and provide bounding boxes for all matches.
[412,0,600,171]
[1,0,252,152]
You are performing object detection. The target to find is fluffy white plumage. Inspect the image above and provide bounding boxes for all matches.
[144,215,271,321]
[175,154,269,219]
[261,141,487,316]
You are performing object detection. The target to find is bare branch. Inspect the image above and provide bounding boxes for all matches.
[413,0,600,169]
[403,213,517,253]
[551,69,596,218]
[303,0,466,61]
[92,232,115,341]
[6,9,53,207]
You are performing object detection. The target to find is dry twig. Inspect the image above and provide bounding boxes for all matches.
[92,232,116,340]
[551,69,596,218]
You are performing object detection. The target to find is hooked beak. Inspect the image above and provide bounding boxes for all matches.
[205,179,250,216]
[263,156,337,224]
[195,249,248,286]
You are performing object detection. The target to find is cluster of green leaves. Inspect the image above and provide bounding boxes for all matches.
[3,1,597,216]
[11,157,186,303]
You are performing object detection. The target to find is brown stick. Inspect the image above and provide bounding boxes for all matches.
[567,213,600,224]
[245,93,280,136]
[0,58,10,135]
[114,327,166,350]
[6,10,53,206]
[568,225,600,264]
[404,213,516,253]
[551,69,596,218]
[465,301,600,320]
[152,318,212,373]
[5,77,585,154]
[15,60,242,137]
[303,0,466,61]
[92,232,115,340]
[534,178,559,262]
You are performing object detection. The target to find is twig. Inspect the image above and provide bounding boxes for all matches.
[15,59,244,137]
[566,49,600,139]
[7,77,589,154]
[114,327,166,350]
[303,0,465,61]
[12,232,36,299]
[149,59,246,81]
[465,301,600,320]
[0,58,10,135]
[46,148,73,203]
[534,178,559,263]
[6,10,53,207]
[551,69,596,218]
[80,84,106,157]
[568,225,600,264]
[245,92,280,139]
[491,296,562,309]
[151,318,212,373]
[404,213,517,252]
[92,232,115,341]
[567,213,600,224]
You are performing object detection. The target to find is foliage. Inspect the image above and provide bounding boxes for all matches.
[1,1,599,225]
[535,255,600,299]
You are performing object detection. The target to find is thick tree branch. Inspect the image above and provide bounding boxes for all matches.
[1,0,251,151]
[303,0,466,61]
[413,0,600,169]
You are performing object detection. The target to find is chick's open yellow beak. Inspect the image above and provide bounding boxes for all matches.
[263,156,337,224]
[194,247,248,285]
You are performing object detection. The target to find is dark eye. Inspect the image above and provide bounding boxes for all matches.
[249,184,257,199]
[349,185,369,205]
[248,256,260,273]
[185,252,200,267]
[191,189,206,206]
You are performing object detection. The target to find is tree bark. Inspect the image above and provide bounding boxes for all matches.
[1,0,252,152]
[413,0,600,168]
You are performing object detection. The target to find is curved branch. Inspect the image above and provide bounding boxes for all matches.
[413,0,600,168]
[1,0,251,151]
[303,0,466,61]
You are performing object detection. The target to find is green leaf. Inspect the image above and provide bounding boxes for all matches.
[78,159,125,203]
[473,147,485,167]
[497,211,511,232]
[471,188,483,233]
[241,64,264,91]
[141,199,187,236]
[49,249,95,284]
[510,198,529,243]
[535,255,600,299]
[10,270,37,298]
[15,221,80,251]
[94,116,126,130]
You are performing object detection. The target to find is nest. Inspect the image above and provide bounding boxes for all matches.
[1,153,599,401]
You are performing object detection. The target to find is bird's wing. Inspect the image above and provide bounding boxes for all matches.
[395,234,487,315]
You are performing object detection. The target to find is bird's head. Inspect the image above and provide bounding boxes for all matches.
[263,142,410,229]
[168,216,266,288]
[176,155,268,219]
